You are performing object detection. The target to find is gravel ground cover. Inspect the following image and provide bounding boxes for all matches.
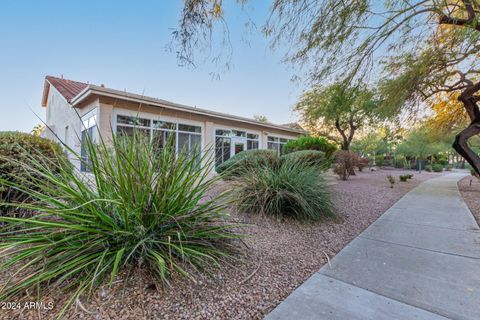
[1,169,442,320]
[458,175,480,226]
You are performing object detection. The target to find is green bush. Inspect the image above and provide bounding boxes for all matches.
[233,155,334,220]
[425,165,433,172]
[0,132,239,317]
[375,155,384,166]
[445,164,453,171]
[0,131,67,209]
[280,150,327,169]
[432,164,443,172]
[394,158,408,169]
[399,175,408,182]
[437,158,449,166]
[216,149,277,177]
[283,136,337,158]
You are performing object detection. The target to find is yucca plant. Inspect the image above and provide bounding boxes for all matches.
[0,130,239,317]
[233,155,335,220]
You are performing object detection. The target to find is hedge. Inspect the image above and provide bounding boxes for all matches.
[0,132,67,210]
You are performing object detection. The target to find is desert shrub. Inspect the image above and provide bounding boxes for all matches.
[216,149,277,177]
[0,132,68,211]
[283,136,337,158]
[394,158,408,169]
[432,164,443,172]
[281,150,327,169]
[357,157,369,171]
[233,156,334,220]
[425,165,433,172]
[334,150,358,180]
[437,158,449,166]
[387,175,395,188]
[375,155,385,166]
[0,132,239,317]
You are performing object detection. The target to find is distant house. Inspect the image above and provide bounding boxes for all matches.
[41,76,304,173]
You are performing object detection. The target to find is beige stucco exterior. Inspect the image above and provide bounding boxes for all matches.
[43,80,304,175]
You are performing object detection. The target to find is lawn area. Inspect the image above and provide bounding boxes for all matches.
[1,169,443,320]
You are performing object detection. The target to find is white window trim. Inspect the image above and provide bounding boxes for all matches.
[112,108,205,154]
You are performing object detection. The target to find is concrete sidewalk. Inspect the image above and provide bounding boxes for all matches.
[266,172,480,320]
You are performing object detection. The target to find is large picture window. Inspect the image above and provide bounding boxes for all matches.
[116,115,202,156]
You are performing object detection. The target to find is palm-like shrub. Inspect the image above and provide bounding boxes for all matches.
[216,149,277,177]
[233,156,334,220]
[0,132,239,317]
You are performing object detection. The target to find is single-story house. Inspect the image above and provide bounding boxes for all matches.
[41,75,305,174]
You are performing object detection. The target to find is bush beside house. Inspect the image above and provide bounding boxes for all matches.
[0,131,67,211]
[283,136,337,158]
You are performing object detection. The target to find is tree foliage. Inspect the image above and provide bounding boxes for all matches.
[396,127,446,160]
[295,83,383,150]
[174,0,480,174]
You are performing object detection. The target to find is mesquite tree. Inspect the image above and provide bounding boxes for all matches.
[295,83,381,150]
[174,0,480,174]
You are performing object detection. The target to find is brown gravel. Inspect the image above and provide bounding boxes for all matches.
[458,175,480,226]
[0,169,443,320]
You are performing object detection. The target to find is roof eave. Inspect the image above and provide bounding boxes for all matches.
[70,87,306,135]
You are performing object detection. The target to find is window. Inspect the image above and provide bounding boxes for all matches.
[80,112,98,172]
[177,124,202,157]
[115,114,202,157]
[267,136,291,155]
[215,137,231,166]
[247,133,259,150]
[215,129,259,166]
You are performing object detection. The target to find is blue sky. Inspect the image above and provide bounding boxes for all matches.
[0,0,303,133]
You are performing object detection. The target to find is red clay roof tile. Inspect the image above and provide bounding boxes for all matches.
[46,76,89,102]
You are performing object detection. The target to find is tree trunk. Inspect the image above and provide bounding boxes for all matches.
[452,83,480,175]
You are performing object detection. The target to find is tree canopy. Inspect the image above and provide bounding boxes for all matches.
[295,83,384,150]
[174,0,480,173]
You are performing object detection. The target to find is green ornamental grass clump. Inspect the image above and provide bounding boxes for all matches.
[432,164,443,172]
[280,150,328,170]
[233,155,335,220]
[0,132,240,317]
[215,149,277,177]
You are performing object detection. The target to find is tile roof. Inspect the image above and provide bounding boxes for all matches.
[45,76,89,102]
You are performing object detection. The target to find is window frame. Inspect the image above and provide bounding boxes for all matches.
[113,108,204,156]
[213,126,261,168]
[80,108,98,172]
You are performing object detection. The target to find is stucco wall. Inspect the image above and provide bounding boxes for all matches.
[43,86,99,169]
[96,97,301,143]
[92,97,302,177]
